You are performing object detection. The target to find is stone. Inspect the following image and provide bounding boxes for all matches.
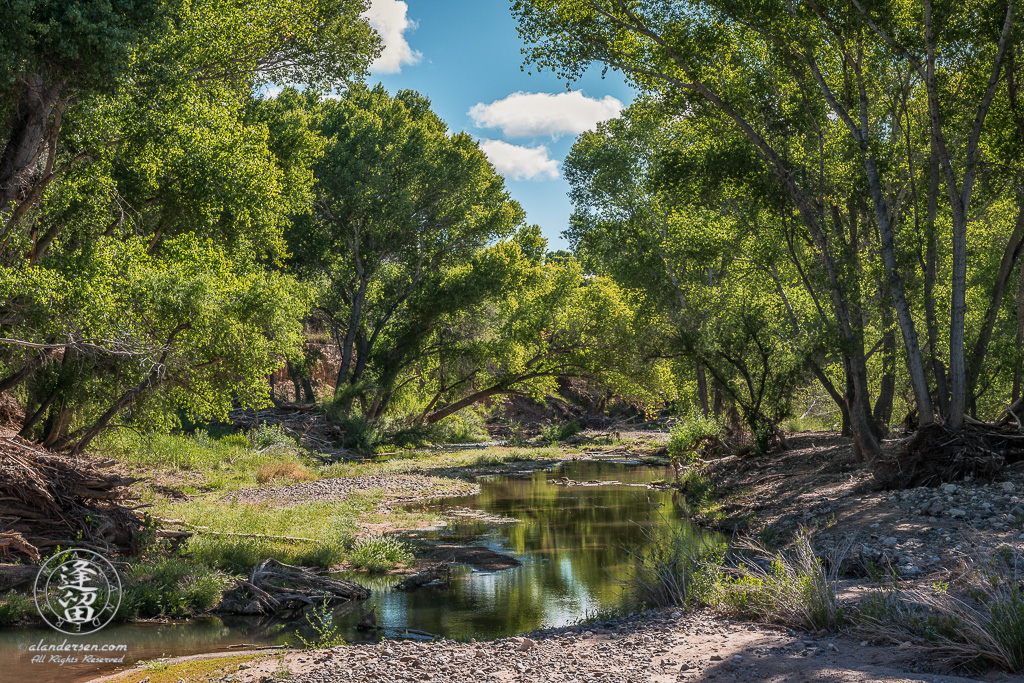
[1002,482,1015,492]
[948,508,967,518]
[519,638,536,652]
[710,654,724,661]
[882,537,898,547]
[941,483,957,493]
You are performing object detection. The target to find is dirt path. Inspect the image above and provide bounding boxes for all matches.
[94,609,1011,683]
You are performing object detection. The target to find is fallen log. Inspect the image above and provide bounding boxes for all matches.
[216,558,369,615]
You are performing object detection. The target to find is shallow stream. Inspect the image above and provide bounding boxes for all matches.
[1,456,711,682]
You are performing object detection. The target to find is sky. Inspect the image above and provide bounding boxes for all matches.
[360,0,636,251]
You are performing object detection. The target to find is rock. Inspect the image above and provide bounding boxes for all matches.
[710,654,724,661]
[1002,482,1015,492]
[519,638,536,652]
[860,641,869,647]
[882,537,898,547]
[941,483,957,493]
[948,508,967,518]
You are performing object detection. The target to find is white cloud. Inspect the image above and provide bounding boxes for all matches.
[479,139,559,181]
[363,0,422,74]
[469,91,624,139]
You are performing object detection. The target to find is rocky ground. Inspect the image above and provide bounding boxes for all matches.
[98,609,1016,683]
[702,433,1024,580]
[225,473,478,507]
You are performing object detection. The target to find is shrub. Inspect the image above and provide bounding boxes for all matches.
[668,409,724,464]
[0,590,32,626]
[248,423,298,450]
[675,469,716,508]
[119,557,226,619]
[858,551,1024,672]
[348,535,415,572]
[428,409,489,443]
[539,419,582,444]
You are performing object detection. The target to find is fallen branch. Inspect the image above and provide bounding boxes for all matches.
[150,516,318,543]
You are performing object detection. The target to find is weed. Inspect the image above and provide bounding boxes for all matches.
[675,469,716,508]
[118,557,227,619]
[0,590,32,626]
[256,462,314,485]
[858,552,1024,672]
[248,423,298,450]
[428,410,489,443]
[296,598,347,649]
[349,535,415,572]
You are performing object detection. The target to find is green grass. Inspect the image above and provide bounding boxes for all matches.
[348,535,415,571]
[319,445,559,478]
[155,495,378,571]
[97,429,319,492]
[118,557,227,619]
[0,590,32,626]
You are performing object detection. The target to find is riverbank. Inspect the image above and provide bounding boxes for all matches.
[92,608,1004,683]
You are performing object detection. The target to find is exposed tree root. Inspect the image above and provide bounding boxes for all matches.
[873,421,1024,488]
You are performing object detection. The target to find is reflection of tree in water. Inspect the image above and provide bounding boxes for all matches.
[411,460,715,636]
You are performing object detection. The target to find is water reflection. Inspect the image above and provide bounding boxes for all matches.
[0,458,712,682]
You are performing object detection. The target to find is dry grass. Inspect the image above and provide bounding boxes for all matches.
[858,549,1024,672]
[256,461,314,485]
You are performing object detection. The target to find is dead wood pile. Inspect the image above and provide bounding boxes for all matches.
[228,405,349,458]
[874,420,1024,488]
[216,558,369,616]
[0,436,143,561]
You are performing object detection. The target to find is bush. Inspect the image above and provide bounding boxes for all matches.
[539,419,581,444]
[428,409,489,443]
[0,590,32,626]
[858,550,1024,672]
[119,557,226,619]
[668,410,724,464]
[675,469,716,508]
[247,423,298,450]
[256,462,314,485]
[348,535,415,572]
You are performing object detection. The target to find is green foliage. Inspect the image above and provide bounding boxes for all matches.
[622,524,726,609]
[668,411,723,464]
[247,423,298,451]
[428,409,490,444]
[675,470,716,508]
[118,557,226,619]
[539,419,582,444]
[348,535,415,572]
[0,590,32,626]
[723,534,845,631]
[296,598,347,649]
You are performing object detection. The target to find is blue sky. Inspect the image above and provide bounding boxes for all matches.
[362,0,636,250]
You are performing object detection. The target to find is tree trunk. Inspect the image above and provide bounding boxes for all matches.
[695,361,710,415]
[0,74,64,211]
[923,142,950,420]
[1016,263,1024,403]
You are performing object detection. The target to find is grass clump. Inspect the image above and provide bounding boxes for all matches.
[256,461,314,485]
[668,409,724,464]
[858,552,1024,672]
[119,556,227,619]
[675,469,716,509]
[722,533,846,631]
[0,590,32,626]
[348,535,415,572]
[248,423,298,450]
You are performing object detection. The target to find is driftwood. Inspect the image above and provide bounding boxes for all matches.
[216,558,369,615]
[228,406,352,458]
[152,516,317,543]
[0,436,143,559]
[874,421,1024,488]
[394,563,451,592]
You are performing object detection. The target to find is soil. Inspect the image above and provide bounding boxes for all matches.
[93,609,1014,683]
